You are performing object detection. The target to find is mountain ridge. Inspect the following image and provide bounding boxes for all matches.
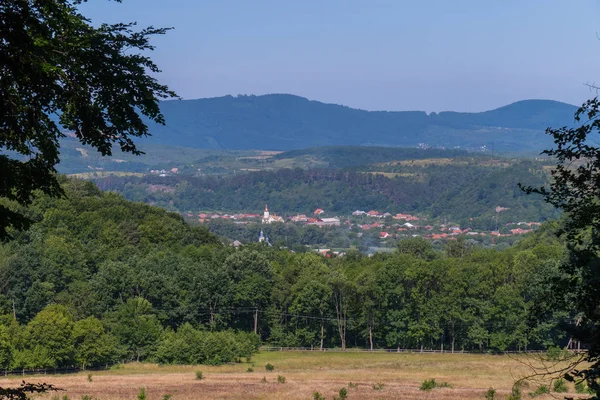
[140,94,578,152]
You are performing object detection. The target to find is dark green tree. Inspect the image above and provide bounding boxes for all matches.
[0,0,176,238]
[521,97,600,396]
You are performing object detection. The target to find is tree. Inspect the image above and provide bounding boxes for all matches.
[23,304,75,368]
[521,97,600,396]
[0,0,176,239]
[73,316,118,369]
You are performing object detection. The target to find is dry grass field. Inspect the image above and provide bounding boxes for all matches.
[0,351,586,400]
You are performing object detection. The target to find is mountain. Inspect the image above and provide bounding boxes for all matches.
[140,94,578,153]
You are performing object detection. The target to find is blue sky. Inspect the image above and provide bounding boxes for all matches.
[81,0,600,112]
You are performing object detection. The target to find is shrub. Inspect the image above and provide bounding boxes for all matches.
[372,382,384,390]
[348,382,358,389]
[545,346,570,361]
[261,376,267,383]
[485,387,496,400]
[337,387,348,399]
[81,396,94,400]
[63,396,70,400]
[313,392,326,400]
[553,378,568,393]
[528,385,549,397]
[265,363,275,371]
[162,395,173,400]
[195,370,204,380]
[575,381,593,394]
[439,381,452,388]
[137,387,147,400]
[277,375,286,384]
[420,378,437,391]
[87,374,92,383]
[508,385,522,400]
[247,367,254,372]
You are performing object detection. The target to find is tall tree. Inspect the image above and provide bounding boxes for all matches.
[0,0,176,238]
[521,97,600,396]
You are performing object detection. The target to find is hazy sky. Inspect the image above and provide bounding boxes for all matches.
[81,0,600,112]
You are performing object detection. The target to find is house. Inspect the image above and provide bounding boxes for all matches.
[380,232,392,239]
[314,208,324,215]
[367,210,381,217]
[319,217,341,226]
[352,210,366,216]
[291,214,308,222]
[231,240,242,248]
[171,167,179,174]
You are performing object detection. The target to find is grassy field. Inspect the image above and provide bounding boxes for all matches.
[0,351,585,399]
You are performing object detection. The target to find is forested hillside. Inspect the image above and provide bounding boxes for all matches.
[138,94,577,152]
[0,179,571,371]
[96,158,558,229]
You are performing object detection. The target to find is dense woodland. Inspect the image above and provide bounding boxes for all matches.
[96,159,558,230]
[0,178,571,371]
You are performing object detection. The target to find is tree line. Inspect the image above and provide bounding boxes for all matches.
[0,178,570,371]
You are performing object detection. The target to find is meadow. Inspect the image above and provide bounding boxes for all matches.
[0,351,584,400]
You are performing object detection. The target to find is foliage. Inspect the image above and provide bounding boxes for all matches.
[420,378,437,391]
[372,382,384,390]
[335,387,348,400]
[277,375,286,384]
[265,363,275,372]
[313,392,326,400]
[528,385,549,397]
[137,387,146,400]
[99,158,558,230]
[195,371,203,380]
[0,0,176,239]
[520,97,600,397]
[552,378,568,393]
[0,178,573,372]
[485,387,496,400]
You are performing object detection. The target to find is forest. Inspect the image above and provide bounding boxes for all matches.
[0,178,570,371]
[95,158,558,230]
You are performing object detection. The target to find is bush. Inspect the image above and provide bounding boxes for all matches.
[137,388,146,400]
[372,382,384,390]
[485,387,496,400]
[337,387,348,400]
[528,385,549,397]
[265,363,275,371]
[508,385,522,400]
[575,381,593,394]
[261,376,267,383]
[553,378,568,393]
[348,382,358,389]
[545,346,570,361]
[195,370,204,380]
[247,367,254,372]
[420,378,437,391]
[277,375,286,384]
[313,392,326,400]
[162,395,173,400]
[87,374,92,382]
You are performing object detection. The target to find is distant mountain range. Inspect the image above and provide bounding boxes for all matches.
[140,94,577,153]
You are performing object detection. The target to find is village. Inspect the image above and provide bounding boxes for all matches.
[185,204,543,246]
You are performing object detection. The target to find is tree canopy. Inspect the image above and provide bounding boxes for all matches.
[522,97,600,397]
[0,0,176,238]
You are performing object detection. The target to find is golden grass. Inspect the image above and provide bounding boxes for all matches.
[0,352,586,400]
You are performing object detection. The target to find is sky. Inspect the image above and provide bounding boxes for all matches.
[80,0,600,112]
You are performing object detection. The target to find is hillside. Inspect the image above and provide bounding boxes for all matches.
[94,156,558,230]
[139,94,577,152]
